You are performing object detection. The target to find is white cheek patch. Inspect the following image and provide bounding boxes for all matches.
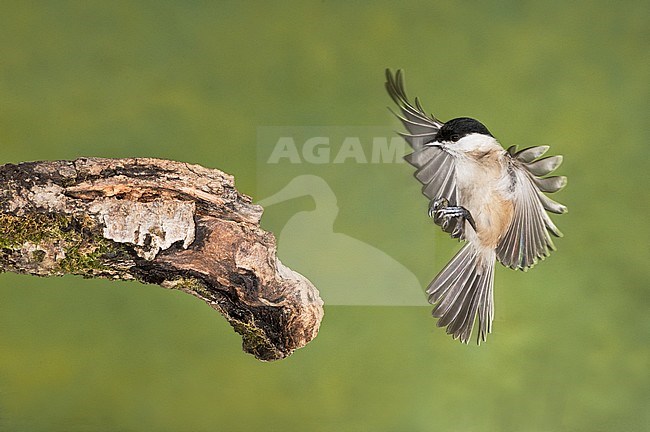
[455,133,498,152]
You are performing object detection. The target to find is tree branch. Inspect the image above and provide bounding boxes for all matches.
[0,158,323,361]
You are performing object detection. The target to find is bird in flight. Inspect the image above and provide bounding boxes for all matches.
[385,69,567,344]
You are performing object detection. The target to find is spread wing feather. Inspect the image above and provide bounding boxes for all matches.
[386,69,459,206]
[497,145,567,270]
[385,69,443,149]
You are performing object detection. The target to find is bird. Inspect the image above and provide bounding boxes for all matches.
[385,69,567,344]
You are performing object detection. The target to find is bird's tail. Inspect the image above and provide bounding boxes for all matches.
[426,244,495,344]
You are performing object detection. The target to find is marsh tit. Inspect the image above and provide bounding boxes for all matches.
[385,69,567,344]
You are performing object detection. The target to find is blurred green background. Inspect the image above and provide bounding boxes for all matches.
[1,1,648,431]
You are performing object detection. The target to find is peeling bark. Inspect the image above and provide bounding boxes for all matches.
[0,158,323,361]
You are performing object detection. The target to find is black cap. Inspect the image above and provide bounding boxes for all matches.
[435,117,493,142]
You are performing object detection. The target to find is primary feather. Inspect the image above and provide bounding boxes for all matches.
[497,146,567,269]
[386,69,460,207]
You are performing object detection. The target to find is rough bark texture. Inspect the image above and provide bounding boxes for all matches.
[0,158,323,361]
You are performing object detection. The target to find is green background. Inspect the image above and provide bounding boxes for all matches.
[1,1,648,431]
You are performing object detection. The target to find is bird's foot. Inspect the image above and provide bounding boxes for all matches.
[428,198,476,239]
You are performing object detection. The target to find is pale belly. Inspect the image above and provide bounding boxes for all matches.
[455,158,514,248]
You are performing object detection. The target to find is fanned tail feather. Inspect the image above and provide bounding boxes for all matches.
[426,244,495,344]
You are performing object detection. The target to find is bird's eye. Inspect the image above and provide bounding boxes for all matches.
[451,134,461,142]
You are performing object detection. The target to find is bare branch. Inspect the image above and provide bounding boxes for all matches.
[0,158,323,361]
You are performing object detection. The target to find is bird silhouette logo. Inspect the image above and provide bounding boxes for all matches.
[258,175,427,306]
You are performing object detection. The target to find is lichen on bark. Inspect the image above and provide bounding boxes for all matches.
[0,212,117,276]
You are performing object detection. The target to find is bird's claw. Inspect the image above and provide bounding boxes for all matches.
[428,198,448,218]
[428,198,476,240]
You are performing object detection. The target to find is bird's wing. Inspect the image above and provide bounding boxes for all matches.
[497,145,567,270]
[385,69,444,149]
[385,69,459,205]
